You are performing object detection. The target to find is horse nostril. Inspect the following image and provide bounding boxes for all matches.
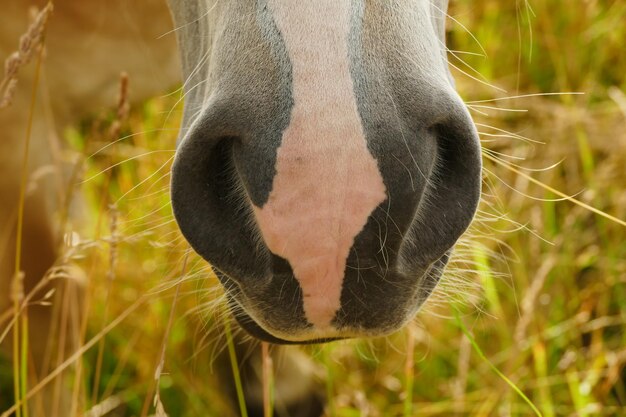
[397,97,482,275]
[171,122,273,287]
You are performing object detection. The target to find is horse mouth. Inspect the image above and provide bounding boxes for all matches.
[217,251,450,345]
[229,301,342,345]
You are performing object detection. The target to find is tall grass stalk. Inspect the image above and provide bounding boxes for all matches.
[11,18,49,417]
[322,344,335,416]
[90,71,130,410]
[261,342,273,417]
[403,325,416,417]
[73,73,130,414]
[532,342,555,417]
[152,254,188,417]
[453,306,543,417]
[91,205,119,407]
[18,312,28,417]
[224,318,248,417]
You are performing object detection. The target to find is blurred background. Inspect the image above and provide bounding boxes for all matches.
[2,0,626,416]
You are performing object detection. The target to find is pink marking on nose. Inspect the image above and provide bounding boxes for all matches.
[254,1,387,329]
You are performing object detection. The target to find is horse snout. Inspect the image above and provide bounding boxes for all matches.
[171,86,481,344]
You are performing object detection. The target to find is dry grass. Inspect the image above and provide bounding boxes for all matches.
[2,0,626,416]
[0,3,53,109]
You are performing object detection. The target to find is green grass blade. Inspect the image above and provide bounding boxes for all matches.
[224,319,248,417]
[452,306,543,417]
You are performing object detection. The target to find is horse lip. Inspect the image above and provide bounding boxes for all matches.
[219,254,451,344]
[227,295,342,345]
[215,271,334,344]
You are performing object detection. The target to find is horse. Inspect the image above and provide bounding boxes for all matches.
[168,0,481,343]
[1,0,481,415]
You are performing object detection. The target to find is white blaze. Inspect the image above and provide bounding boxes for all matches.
[253,0,387,329]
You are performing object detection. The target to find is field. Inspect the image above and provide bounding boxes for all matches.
[2,0,626,416]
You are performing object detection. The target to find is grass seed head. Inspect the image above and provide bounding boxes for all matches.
[0,3,53,109]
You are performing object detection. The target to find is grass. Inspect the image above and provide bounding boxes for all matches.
[2,0,626,415]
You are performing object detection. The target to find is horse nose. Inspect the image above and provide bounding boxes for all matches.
[171,84,482,342]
